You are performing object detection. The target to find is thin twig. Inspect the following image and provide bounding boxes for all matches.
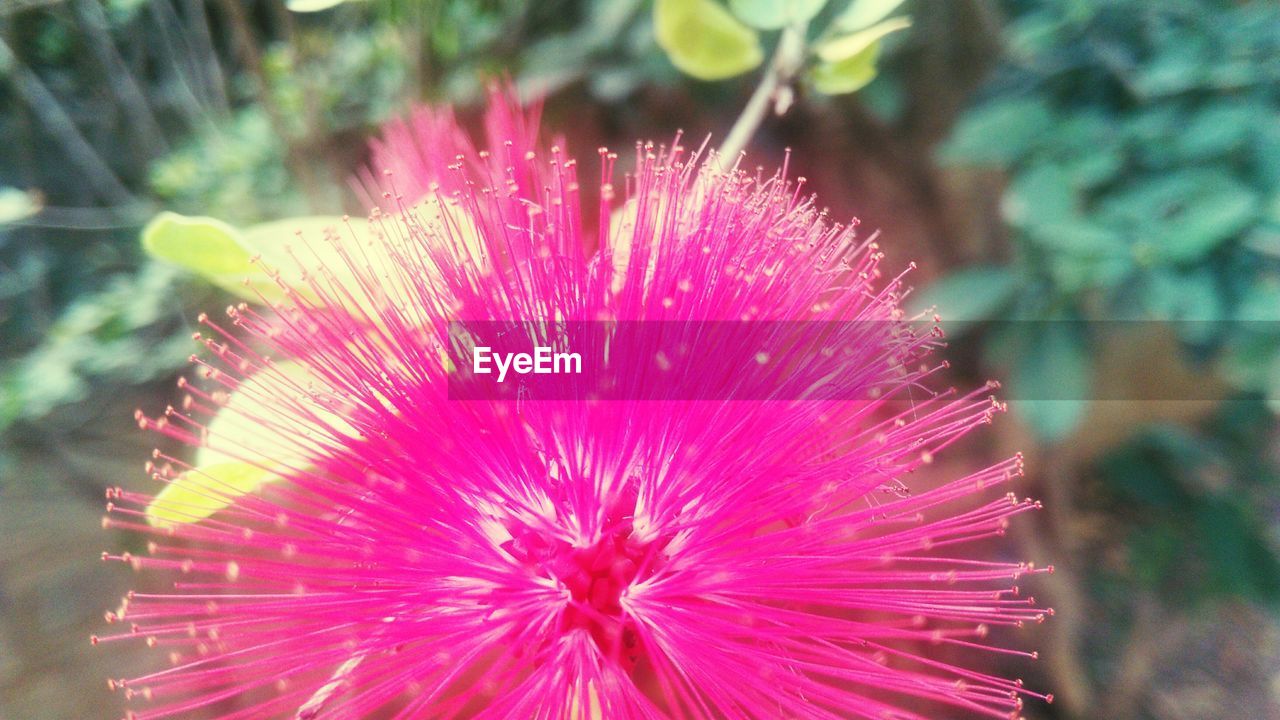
[148,0,218,125]
[73,0,170,158]
[717,22,809,165]
[182,0,231,115]
[146,1,213,130]
[0,37,134,205]
[18,203,156,230]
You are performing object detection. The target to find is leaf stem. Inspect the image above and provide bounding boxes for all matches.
[718,21,808,165]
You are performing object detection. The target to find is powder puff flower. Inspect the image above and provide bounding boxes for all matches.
[100,89,1051,719]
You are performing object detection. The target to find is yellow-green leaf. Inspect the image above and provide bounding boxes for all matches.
[146,360,357,527]
[146,462,280,528]
[815,16,911,62]
[142,212,367,305]
[833,0,908,31]
[655,0,764,81]
[141,212,275,301]
[145,206,482,319]
[242,215,369,303]
[195,359,355,469]
[810,40,882,94]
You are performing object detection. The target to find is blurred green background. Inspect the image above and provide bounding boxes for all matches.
[2,1,1279,718]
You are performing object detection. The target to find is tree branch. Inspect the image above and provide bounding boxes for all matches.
[717,22,808,165]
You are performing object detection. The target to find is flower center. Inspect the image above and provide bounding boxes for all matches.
[505,515,664,670]
[555,533,645,664]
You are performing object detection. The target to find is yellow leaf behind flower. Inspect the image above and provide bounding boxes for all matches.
[147,360,355,527]
[146,462,280,528]
[654,0,763,81]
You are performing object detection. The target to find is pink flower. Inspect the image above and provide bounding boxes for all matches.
[101,89,1051,719]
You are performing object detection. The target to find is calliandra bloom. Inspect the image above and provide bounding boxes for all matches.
[100,90,1053,720]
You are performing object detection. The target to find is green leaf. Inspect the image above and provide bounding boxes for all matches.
[144,212,373,304]
[1128,523,1181,589]
[1004,10,1063,60]
[1235,277,1280,323]
[1100,431,1194,510]
[1142,268,1223,346]
[141,212,276,301]
[809,40,881,95]
[1254,123,1280,192]
[1132,38,1208,100]
[857,71,904,121]
[1196,501,1280,605]
[1219,334,1280,391]
[1063,148,1123,190]
[1175,102,1258,161]
[728,0,827,30]
[1003,163,1077,231]
[1246,195,1280,256]
[1049,110,1122,188]
[814,16,911,62]
[907,266,1018,336]
[1162,190,1258,264]
[1045,247,1133,294]
[1004,163,1127,262]
[1106,426,1280,604]
[0,262,190,432]
[1101,170,1259,264]
[1009,322,1091,442]
[142,212,253,274]
[832,0,908,31]
[939,97,1054,166]
[144,205,482,321]
[654,0,763,81]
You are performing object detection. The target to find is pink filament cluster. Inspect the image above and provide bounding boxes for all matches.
[101,89,1052,719]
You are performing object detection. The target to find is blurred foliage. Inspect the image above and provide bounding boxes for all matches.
[0,261,194,433]
[4,4,1280,716]
[1098,398,1280,607]
[151,13,410,221]
[903,3,1280,706]
[922,0,1280,440]
[1,0,535,430]
[149,106,303,221]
